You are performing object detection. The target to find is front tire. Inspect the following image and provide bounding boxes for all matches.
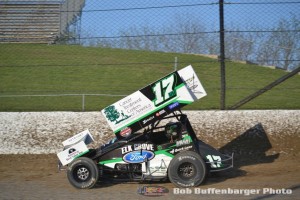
[67,157,99,189]
[168,151,207,187]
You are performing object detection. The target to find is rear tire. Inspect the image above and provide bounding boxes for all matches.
[168,151,207,187]
[67,157,99,189]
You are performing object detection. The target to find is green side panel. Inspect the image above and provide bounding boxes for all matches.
[99,158,123,165]
[99,151,174,165]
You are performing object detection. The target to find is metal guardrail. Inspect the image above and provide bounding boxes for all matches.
[0,93,127,111]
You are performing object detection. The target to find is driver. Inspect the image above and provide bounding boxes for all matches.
[165,122,182,142]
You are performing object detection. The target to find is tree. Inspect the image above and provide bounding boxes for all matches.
[225,29,255,61]
[162,16,206,53]
[116,16,207,54]
[256,15,300,70]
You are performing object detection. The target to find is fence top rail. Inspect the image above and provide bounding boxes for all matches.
[0,94,128,98]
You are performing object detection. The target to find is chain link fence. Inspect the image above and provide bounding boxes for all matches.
[0,0,299,111]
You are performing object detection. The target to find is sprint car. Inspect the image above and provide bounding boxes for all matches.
[57,65,233,189]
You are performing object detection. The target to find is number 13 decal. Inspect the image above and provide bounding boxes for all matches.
[152,74,176,106]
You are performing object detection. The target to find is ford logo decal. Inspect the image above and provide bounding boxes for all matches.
[123,150,155,163]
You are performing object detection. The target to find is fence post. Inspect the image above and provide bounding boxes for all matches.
[82,94,85,111]
[219,0,226,110]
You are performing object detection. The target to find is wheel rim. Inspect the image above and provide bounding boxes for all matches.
[178,162,196,180]
[75,166,90,181]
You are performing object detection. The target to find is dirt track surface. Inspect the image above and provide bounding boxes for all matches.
[0,154,299,200]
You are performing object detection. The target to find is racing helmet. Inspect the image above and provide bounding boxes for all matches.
[165,122,181,140]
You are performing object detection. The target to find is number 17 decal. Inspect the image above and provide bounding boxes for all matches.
[152,74,176,106]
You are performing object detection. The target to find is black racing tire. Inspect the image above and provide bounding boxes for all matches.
[67,157,99,189]
[168,151,207,187]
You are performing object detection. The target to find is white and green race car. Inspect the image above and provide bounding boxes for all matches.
[57,65,233,189]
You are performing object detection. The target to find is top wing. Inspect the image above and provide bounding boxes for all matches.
[101,65,206,139]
